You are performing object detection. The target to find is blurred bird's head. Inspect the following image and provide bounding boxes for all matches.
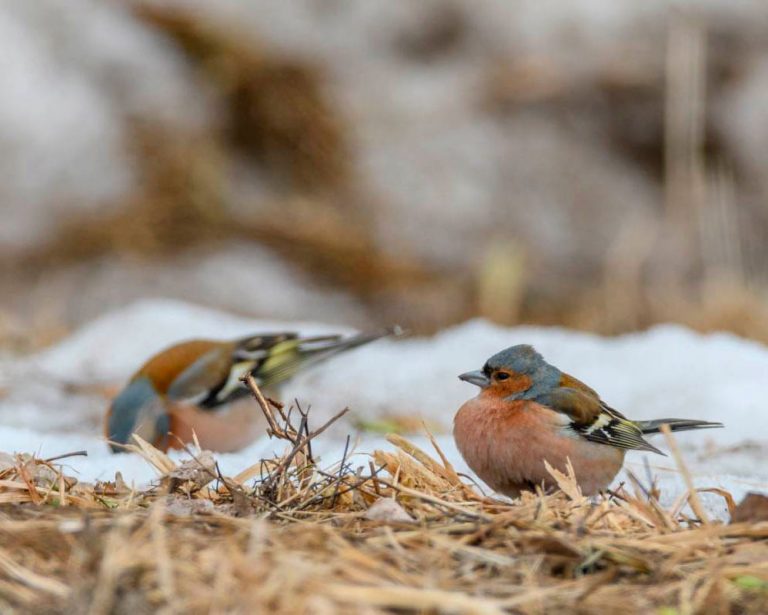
[458,344,561,400]
[106,377,169,453]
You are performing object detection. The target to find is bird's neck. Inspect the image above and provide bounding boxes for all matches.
[504,365,561,402]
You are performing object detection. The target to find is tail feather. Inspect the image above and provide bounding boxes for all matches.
[636,418,723,435]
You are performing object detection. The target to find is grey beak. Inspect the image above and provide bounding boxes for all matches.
[458,370,490,388]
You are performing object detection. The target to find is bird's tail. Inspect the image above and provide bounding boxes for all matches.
[635,418,723,435]
[238,326,403,389]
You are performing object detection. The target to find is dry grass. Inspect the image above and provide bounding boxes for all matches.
[0,382,765,614]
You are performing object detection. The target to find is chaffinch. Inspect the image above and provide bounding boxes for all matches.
[454,344,722,497]
[106,330,392,453]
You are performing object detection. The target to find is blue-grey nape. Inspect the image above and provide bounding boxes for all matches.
[107,376,159,448]
[486,344,561,400]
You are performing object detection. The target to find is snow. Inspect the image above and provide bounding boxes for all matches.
[1,299,766,521]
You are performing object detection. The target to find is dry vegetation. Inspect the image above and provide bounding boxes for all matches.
[0,380,765,614]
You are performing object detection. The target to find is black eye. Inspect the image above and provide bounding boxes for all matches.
[495,372,510,381]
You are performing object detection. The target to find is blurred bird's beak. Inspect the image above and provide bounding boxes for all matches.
[458,370,490,388]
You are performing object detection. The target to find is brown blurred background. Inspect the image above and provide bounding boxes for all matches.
[2,0,768,351]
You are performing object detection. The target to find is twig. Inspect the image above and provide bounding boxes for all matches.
[277,412,310,497]
[369,461,381,496]
[331,435,351,507]
[295,400,315,462]
[660,424,710,525]
[44,450,88,463]
[263,407,350,492]
[294,465,387,512]
[241,373,295,442]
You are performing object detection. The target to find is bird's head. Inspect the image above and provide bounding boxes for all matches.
[458,344,561,400]
[105,377,170,453]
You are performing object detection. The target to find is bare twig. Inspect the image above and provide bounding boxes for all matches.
[263,406,350,493]
[660,424,710,525]
[44,450,88,463]
[331,435,352,507]
[241,373,294,442]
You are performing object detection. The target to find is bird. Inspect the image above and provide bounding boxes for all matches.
[106,329,395,453]
[454,344,722,497]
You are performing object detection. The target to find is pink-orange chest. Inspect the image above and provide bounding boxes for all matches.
[454,397,569,463]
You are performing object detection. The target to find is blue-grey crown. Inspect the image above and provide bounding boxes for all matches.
[485,344,561,399]
[486,344,541,373]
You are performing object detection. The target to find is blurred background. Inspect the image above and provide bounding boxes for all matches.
[2,0,768,351]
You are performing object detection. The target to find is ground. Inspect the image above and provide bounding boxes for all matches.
[0,300,766,612]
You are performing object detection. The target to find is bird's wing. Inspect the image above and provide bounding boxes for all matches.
[558,372,600,398]
[537,386,664,454]
[166,346,235,404]
[166,334,302,407]
[170,329,397,409]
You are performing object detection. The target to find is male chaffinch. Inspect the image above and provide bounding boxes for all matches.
[454,344,722,497]
[106,330,392,453]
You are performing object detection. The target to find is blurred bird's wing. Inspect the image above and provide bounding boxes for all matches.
[164,334,299,408]
[165,333,317,407]
[188,329,398,409]
[537,386,664,454]
[202,333,301,406]
[166,344,239,405]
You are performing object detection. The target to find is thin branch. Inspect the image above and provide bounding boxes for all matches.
[44,450,88,463]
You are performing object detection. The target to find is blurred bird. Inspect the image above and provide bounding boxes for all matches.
[454,344,722,497]
[106,329,395,453]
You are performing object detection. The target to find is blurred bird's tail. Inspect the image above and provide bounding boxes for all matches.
[636,418,723,435]
[237,326,403,389]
